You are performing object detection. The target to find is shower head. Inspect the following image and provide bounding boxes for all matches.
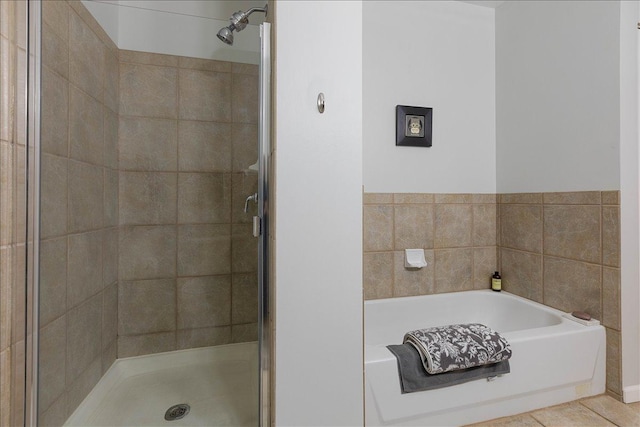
[216,5,268,46]
[217,26,234,45]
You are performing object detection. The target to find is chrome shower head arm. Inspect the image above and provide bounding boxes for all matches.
[229,5,268,32]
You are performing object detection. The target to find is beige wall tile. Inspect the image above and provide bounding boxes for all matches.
[66,357,101,418]
[118,172,177,225]
[0,143,12,245]
[120,50,179,67]
[42,0,69,42]
[103,168,118,228]
[363,252,393,300]
[231,172,258,224]
[177,326,231,350]
[67,230,103,309]
[364,205,393,252]
[543,256,601,319]
[103,108,118,170]
[38,315,66,413]
[602,206,620,267]
[178,173,231,224]
[102,339,116,374]
[605,328,621,395]
[117,331,176,358]
[500,248,543,303]
[178,68,231,122]
[102,282,117,348]
[601,191,619,205]
[41,68,68,157]
[10,341,25,426]
[531,402,615,426]
[69,11,105,101]
[434,248,473,293]
[363,193,393,204]
[543,191,601,205]
[69,86,103,165]
[177,224,231,276]
[231,72,258,124]
[471,194,497,204]
[119,63,177,118]
[473,204,496,246]
[177,276,231,329]
[434,204,472,248]
[0,247,11,352]
[66,294,102,385]
[118,117,177,171]
[232,223,257,273]
[11,245,25,343]
[231,122,258,172]
[500,204,542,253]
[602,267,620,330]
[104,49,119,113]
[102,228,118,286]
[179,56,231,73]
[231,63,258,75]
[68,0,116,53]
[68,161,103,232]
[40,153,67,238]
[393,193,433,204]
[434,193,472,204]
[178,121,231,172]
[0,348,10,425]
[42,24,68,79]
[500,193,542,204]
[118,279,176,335]
[394,204,433,249]
[39,237,67,326]
[473,247,497,291]
[231,323,258,343]
[544,205,601,263]
[232,273,258,324]
[39,393,67,427]
[394,250,434,297]
[119,225,177,280]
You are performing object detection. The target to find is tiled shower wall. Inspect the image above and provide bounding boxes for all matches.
[116,50,259,357]
[363,191,622,397]
[0,1,27,425]
[38,1,119,424]
[498,191,622,398]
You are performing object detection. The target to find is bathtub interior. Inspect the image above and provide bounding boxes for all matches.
[365,290,562,347]
[64,343,259,427]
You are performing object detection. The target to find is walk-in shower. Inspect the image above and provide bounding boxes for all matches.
[217,5,268,46]
[31,1,272,426]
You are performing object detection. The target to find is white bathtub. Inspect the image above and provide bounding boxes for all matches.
[365,290,605,426]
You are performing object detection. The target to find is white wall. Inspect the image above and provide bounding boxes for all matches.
[619,0,640,403]
[82,0,263,63]
[496,0,620,192]
[363,1,496,194]
[274,1,363,425]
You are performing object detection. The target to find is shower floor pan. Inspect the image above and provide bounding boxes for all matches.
[64,342,259,427]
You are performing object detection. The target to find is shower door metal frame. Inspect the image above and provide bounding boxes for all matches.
[258,21,272,427]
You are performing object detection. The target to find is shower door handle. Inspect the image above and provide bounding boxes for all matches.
[253,216,261,237]
[244,193,258,213]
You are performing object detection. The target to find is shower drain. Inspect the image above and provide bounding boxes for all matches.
[164,403,190,421]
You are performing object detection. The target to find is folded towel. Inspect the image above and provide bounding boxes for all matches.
[387,343,510,393]
[404,323,511,374]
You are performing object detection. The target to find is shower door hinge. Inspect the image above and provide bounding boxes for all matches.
[253,216,262,237]
[637,22,640,29]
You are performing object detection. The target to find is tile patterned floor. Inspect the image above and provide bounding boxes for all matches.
[467,395,640,427]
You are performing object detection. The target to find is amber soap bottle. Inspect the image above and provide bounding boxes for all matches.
[491,271,502,292]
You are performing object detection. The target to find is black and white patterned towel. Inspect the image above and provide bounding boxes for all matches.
[404,323,512,374]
